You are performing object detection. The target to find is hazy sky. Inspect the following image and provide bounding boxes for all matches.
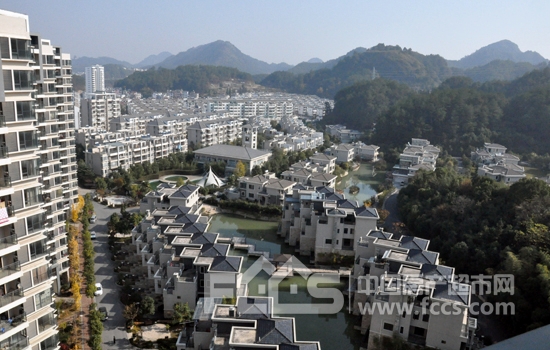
[1,1,549,65]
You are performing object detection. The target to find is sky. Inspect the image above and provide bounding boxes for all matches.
[1,0,549,65]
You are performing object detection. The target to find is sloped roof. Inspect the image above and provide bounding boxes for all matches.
[196,167,225,188]
[256,318,294,344]
[209,256,242,272]
[355,206,378,218]
[169,184,199,199]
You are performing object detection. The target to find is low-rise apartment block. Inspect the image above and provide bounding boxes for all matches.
[392,138,440,186]
[133,184,244,316]
[194,144,272,176]
[472,143,525,184]
[326,124,362,143]
[176,296,321,350]
[280,186,379,262]
[228,172,296,205]
[187,117,243,148]
[351,229,476,350]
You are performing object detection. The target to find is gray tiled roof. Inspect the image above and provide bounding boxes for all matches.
[209,256,241,272]
[195,144,272,160]
[256,318,294,344]
[355,206,378,218]
[169,184,199,199]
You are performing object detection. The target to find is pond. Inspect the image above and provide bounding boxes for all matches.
[336,163,386,204]
[208,214,364,349]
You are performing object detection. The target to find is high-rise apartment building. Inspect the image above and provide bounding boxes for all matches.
[85,64,104,95]
[0,9,78,350]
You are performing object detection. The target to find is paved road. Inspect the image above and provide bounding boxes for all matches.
[88,198,134,349]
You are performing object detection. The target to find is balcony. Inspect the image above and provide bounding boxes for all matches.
[0,236,18,254]
[0,288,24,308]
[0,177,10,189]
[0,333,27,350]
[0,116,5,128]
[0,146,8,159]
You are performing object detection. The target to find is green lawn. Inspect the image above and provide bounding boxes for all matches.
[149,181,161,190]
[165,175,188,182]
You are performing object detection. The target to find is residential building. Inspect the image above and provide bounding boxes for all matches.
[80,92,121,131]
[139,183,201,214]
[280,186,378,262]
[187,117,243,148]
[328,143,355,164]
[354,142,380,162]
[471,143,525,184]
[392,138,440,186]
[351,229,476,350]
[85,64,104,95]
[326,124,362,143]
[230,173,296,205]
[477,163,526,184]
[194,145,272,176]
[0,9,78,350]
[176,297,321,350]
[241,124,257,149]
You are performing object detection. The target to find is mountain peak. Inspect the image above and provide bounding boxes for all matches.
[156,40,292,75]
[307,57,324,63]
[450,40,548,69]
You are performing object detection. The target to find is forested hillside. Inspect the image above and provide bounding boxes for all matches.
[322,79,413,130]
[318,68,550,159]
[114,65,253,97]
[399,168,550,335]
[261,44,453,98]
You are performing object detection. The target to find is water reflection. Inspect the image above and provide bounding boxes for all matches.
[208,213,363,349]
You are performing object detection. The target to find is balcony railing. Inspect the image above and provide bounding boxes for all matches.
[0,235,18,252]
[0,288,24,308]
[0,115,5,128]
[0,145,8,159]
[0,176,11,188]
[0,334,28,350]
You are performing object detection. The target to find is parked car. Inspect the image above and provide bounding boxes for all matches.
[94,283,103,296]
[90,231,96,240]
[90,214,97,223]
[98,306,108,321]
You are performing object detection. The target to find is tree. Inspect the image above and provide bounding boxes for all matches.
[176,177,185,187]
[233,161,246,178]
[123,303,139,323]
[140,296,155,317]
[172,302,192,325]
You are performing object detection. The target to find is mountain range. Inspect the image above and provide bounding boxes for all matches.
[73,39,549,95]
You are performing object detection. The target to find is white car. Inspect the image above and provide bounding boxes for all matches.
[90,231,96,240]
[94,283,103,296]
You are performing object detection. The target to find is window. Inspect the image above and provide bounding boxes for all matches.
[383,323,393,331]
[32,264,49,284]
[16,101,34,120]
[344,228,348,234]
[35,288,53,309]
[400,327,404,334]
[248,193,254,198]
[422,314,430,322]
[30,240,48,259]
[248,185,254,189]
[24,187,41,207]
[27,214,43,233]
[13,70,32,90]
[413,311,420,320]
[19,130,37,150]
[21,159,38,178]
[325,239,332,244]
[10,38,31,59]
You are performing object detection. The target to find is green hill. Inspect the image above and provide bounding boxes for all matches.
[261,44,453,98]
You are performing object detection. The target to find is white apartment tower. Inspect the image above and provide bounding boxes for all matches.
[241,124,257,149]
[85,64,104,95]
[0,9,78,350]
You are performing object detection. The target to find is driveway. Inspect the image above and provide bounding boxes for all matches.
[88,198,134,349]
